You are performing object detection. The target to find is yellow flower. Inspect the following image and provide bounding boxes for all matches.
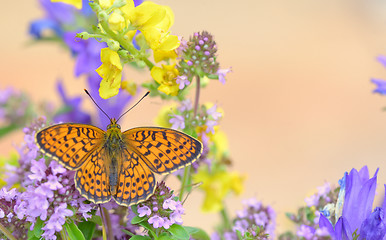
[150,64,179,96]
[154,49,178,63]
[51,0,82,9]
[125,1,180,52]
[121,80,137,96]
[194,167,245,212]
[96,48,123,99]
[210,130,229,160]
[154,104,177,127]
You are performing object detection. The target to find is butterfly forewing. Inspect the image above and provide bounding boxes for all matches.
[123,127,203,174]
[75,146,111,204]
[113,148,156,206]
[36,124,104,170]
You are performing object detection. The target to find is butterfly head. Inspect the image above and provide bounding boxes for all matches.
[107,118,121,130]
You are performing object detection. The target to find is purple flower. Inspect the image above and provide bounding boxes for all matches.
[28,158,47,182]
[359,207,386,240]
[54,81,92,124]
[169,114,185,130]
[377,55,386,67]
[163,197,178,211]
[176,75,190,89]
[207,104,222,121]
[318,166,383,239]
[371,79,386,94]
[87,73,133,129]
[343,166,378,232]
[148,215,164,228]
[138,206,151,217]
[217,67,232,84]
[297,225,316,239]
[178,99,192,112]
[64,32,105,77]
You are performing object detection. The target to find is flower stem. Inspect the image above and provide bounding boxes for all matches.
[99,21,154,70]
[220,207,232,230]
[179,165,191,201]
[103,207,114,240]
[99,205,114,240]
[193,76,201,117]
[0,222,16,240]
[179,75,201,201]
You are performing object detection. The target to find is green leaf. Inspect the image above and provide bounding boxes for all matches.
[64,222,86,240]
[131,205,138,215]
[159,232,172,240]
[184,226,210,240]
[139,221,157,238]
[77,221,96,240]
[27,230,40,240]
[168,224,189,240]
[32,218,44,237]
[88,214,103,226]
[130,235,152,240]
[131,215,147,224]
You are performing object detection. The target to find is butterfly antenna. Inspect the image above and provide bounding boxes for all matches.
[84,89,111,121]
[116,91,150,123]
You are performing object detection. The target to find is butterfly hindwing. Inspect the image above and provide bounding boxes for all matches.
[113,148,156,206]
[36,123,104,170]
[123,127,203,174]
[75,146,111,204]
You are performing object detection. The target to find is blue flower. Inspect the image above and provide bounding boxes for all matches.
[64,32,106,77]
[318,166,386,239]
[359,207,386,240]
[371,79,386,94]
[54,81,91,124]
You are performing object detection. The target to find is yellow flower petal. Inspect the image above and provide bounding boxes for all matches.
[150,64,180,96]
[96,48,122,99]
[51,0,82,9]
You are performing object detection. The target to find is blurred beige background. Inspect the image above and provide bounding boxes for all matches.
[2,0,386,236]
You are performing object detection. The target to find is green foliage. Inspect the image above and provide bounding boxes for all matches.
[64,221,86,240]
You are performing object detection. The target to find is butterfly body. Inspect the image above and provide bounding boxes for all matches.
[35,119,202,206]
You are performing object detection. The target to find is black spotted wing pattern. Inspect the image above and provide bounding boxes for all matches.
[123,127,203,174]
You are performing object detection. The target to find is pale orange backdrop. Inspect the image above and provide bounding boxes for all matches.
[2,0,386,237]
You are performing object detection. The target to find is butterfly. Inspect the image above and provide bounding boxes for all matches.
[35,91,203,206]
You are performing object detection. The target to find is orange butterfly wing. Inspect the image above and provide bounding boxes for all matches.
[35,123,104,170]
[122,127,203,174]
[75,146,111,204]
[113,148,156,206]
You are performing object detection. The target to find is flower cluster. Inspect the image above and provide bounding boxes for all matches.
[136,182,184,229]
[0,87,33,127]
[177,31,220,85]
[279,166,386,240]
[0,188,28,239]
[3,118,94,240]
[213,198,276,240]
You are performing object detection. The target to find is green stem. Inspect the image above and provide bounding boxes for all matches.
[179,165,191,201]
[179,76,201,201]
[60,229,68,240]
[0,222,16,240]
[99,20,154,70]
[99,205,107,240]
[220,207,232,230]
[103,207,114,240]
